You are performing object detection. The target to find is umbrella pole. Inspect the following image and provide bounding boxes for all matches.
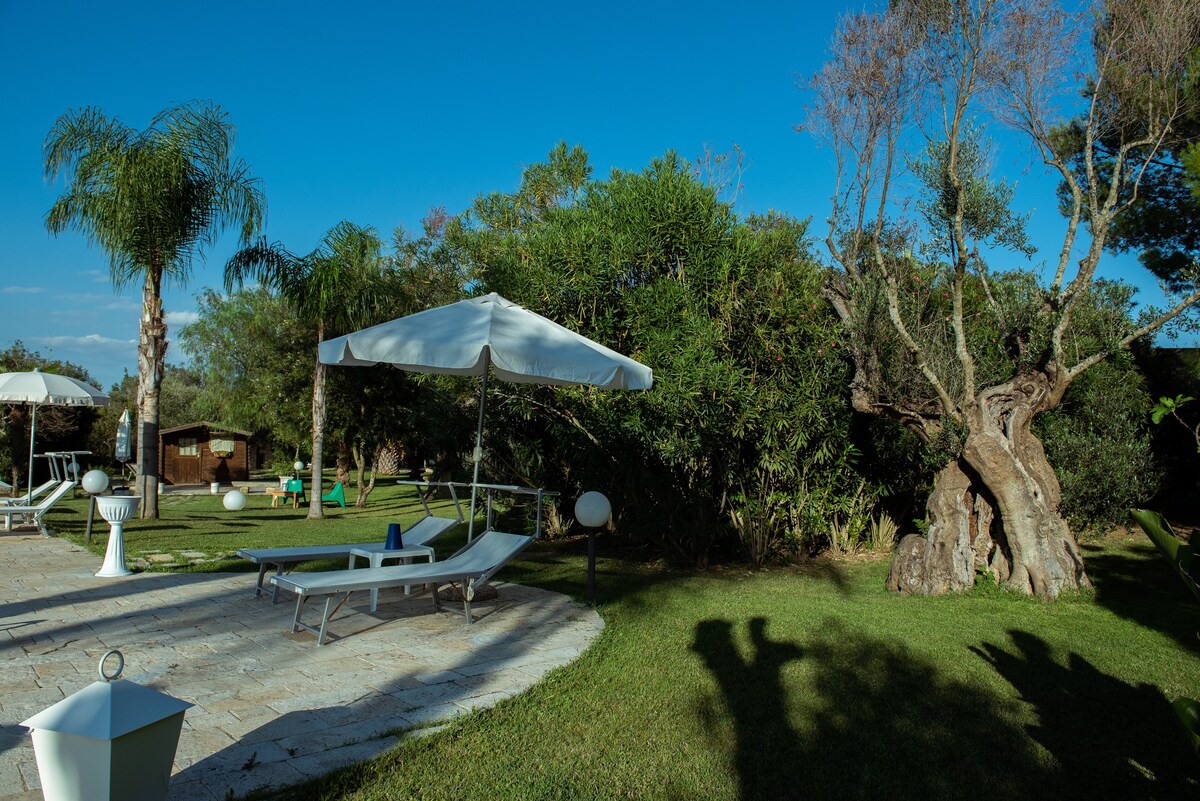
[468,351,490,542]
[25,403,38,504]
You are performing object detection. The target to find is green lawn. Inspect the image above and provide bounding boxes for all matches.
[43,484,1200,800]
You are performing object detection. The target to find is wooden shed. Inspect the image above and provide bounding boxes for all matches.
[159,422,252,485]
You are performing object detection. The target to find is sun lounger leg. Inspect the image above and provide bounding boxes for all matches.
[317,596,335,646]
[272,565,285,603]
[254,564,269,598]
[431,583,440,614]
[291,595,307,634]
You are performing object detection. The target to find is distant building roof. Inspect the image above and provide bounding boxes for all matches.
[159,421,253,437]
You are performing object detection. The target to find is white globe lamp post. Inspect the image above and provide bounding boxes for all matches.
[575,491,611,605]
[81,469,109,546]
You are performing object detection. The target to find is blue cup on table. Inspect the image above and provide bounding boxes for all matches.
[385,523,404,550]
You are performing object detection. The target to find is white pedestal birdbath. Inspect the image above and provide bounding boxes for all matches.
[95,496,140,578]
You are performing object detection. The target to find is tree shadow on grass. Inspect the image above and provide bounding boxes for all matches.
[692,618,1051,801]
[1081,540,1200,651]
[692,619,1199,801]
[974,629,1199,800]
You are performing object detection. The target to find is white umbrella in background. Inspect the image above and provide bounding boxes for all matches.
[0,369,110,501]
[115,408,132,462]
[319,292,653,536]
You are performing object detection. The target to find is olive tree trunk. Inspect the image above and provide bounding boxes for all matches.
[352,442,376,509]
[888,375,1090,599]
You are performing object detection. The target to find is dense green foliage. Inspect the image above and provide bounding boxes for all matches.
[179,288,315,455]
[225,222,392,515]
[1036,357,1161,533]
[159,142,1173,550]
[449,146,860,564]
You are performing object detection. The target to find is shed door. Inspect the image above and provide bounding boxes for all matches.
[174,437,201,484]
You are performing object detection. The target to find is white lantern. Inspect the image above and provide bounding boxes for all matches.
[575,491,611,528]
[82,469,109,495]
[223,489,247,511]
[22,650,192,801]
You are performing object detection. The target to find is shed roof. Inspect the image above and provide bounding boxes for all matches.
[159,421,253,438]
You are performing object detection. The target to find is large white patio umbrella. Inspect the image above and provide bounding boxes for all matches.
[319,292,653,536]
[0,369,110,501]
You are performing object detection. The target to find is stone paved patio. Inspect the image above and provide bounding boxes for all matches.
[0,529,603,800]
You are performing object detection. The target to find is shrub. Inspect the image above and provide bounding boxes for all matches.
[1036,357,1161,534]
[453,147,861,565]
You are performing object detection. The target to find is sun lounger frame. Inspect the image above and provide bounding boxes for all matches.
[237,482,464,602]
[1,481,76,536]
[0,479,58,508]
[274,530,535,645]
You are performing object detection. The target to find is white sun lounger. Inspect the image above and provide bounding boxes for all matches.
[238,514,458,602]
[272,530,533,645]
[1,480,76,536]
[237,482,464,602]
[1,479,58,507]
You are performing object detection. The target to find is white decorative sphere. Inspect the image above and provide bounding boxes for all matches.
[575,491,611,528]
[82,469,109,494]
[293,460,305,472]
[223,489,247,511]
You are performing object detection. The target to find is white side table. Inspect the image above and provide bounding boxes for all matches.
[348,543,437,611]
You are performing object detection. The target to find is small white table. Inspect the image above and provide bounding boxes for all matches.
[348,543,437,611]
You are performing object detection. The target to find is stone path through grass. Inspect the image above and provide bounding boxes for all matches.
[0,529,602,800]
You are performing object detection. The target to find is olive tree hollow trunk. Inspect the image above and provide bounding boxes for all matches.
[888,378,1091,599]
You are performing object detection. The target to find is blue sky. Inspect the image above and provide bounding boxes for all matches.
[0,0,1182,391]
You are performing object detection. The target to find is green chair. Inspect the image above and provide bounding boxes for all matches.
[285,479,307,508]
[321,481,346,508]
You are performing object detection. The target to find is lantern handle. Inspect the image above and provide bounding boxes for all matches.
[98,649,124,682]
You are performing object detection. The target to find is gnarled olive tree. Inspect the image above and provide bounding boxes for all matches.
[807,0,1200,598]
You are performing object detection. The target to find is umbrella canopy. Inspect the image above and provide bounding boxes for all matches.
[319,293,653,534]
[0,369,109,501]
[319,293,652,389]
[115,408,132,462]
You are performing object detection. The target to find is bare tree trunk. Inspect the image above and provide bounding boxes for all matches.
[336,439,351,488]
[352,442,376,508]
[888,376,1090,599]
[136,269,165,518]
[307,338,326,520]
[963,377,1090,598]
[888,458,976,594]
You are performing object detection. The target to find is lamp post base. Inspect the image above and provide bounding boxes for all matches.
[96,523,134,577]
[94,495,140,578]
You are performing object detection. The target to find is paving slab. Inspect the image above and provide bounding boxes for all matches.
[0,530,602,800]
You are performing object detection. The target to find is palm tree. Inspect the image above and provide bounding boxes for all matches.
[44,102,266,517]
[225,222,386,519]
